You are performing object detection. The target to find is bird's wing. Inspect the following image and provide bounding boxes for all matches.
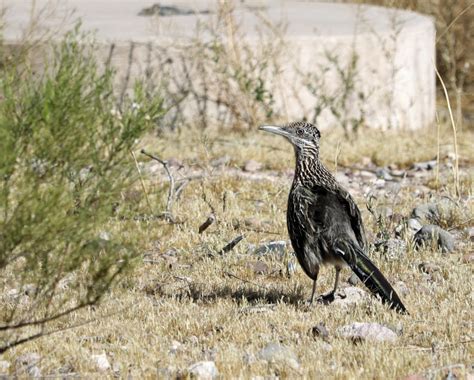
[332,186,367,249]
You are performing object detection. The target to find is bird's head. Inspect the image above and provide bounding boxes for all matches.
[259,121,321,156]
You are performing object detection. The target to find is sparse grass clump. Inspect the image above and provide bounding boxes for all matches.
[0,28,164,351]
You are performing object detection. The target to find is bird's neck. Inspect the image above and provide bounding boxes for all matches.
[294,147,337,189]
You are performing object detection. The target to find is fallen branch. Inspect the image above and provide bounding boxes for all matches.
[199,214,216,234]
[218,235,245,254]
[141,149,176,222]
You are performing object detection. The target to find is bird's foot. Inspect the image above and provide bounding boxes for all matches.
[316,291,336,305]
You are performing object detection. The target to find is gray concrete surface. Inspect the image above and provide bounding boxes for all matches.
[2,1,435,130]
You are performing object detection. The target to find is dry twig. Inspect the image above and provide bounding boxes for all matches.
[141,149,176,221]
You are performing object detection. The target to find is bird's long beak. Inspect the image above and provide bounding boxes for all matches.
[259,125,291,138]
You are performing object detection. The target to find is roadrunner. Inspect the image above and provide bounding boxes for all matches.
[259,121,407,313]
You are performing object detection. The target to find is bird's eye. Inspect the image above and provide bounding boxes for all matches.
[296,129,303,136]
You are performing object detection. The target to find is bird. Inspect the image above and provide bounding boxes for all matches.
[259,121,407,313]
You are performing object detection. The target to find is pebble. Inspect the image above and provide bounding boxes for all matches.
[411,199,458,225]
[337,322,398,343]
[332,286,367,307]
[462,253,474,264]
[407,218,423,235]
[187,361,218,380]
[412,160,437,171]
[347,273,360,285]
[0,360,10,375]
[375,238,407,260]
[394,281,410,297]
[15,353,41,377]
[254,240,287,259]
[418,262,441,275]
[248,260,270,275]
[415,225,455,252]
[467,226,474,242]
[359,170,376,180]
[375,168,393,181]
[169,340,183,354]
[310,323,329,340]
[91,352,111,372]
[243,160,263,172]
[258,343,300,371]
[186,335,199,345]
[210,155,231,168]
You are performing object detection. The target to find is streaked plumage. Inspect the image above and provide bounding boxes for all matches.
[259,121,407,313]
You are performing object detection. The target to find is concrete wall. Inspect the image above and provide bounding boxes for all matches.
[3,1,436,130]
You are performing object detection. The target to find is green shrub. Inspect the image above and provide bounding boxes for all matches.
[0,29,164,351]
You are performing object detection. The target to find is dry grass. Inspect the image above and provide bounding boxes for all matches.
[1,125,473,378]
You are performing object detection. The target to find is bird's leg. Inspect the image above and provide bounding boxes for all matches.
[309,279,317,305]
[318,267,341,303]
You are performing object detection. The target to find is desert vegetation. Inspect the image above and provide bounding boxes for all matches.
[0,1,472,378]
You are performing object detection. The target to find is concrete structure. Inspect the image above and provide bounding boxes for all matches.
[3,1,435,130]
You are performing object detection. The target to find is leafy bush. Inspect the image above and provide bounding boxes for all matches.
[0,29,164,351]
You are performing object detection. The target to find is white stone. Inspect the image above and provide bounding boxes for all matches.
[91,352,111,372]
[188,361,218,380]
[337,322,398,343]
[0,360,10,374]
[258,343,300,371]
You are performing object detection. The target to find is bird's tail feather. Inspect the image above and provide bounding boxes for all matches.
[335,242,408,314]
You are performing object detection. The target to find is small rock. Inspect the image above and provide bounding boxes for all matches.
[361,156,373,166]
[241,217,272,231]
[411,199,458,224]
[169,340,183,354]
[335,172,350,187]
[412,160,437,171]
[332,286,367,307]
[407,218,423,235]
[0,360,10,375]
[394,281,410,297]
[243,160,263,172]
[374,178,386,188]
[210,155,231,168]
[310,323,329,340]
[99,231,111,241]
[359,170,376,180]
[466,226,474,242]
[415,225,455,252]
[337,322,398,343]
[347,273,360,285]
[375,238,407,260]
[112,362,122,374]
[418,262,441,275]
[166,157,184,168]
[91,352,111,372]
[15,353,41,377]
[188,361,218,380]
[186,335,199,345]
[254,240,287,259]
[258,343,300,371]
[411,203,438,222]
[240,304,276,314]
[375,168,393,180]
[248,260,269,275]
[462,253,474,264]
[286,259,297,277]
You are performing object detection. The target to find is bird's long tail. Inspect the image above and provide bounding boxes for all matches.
[334,241,408,314]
